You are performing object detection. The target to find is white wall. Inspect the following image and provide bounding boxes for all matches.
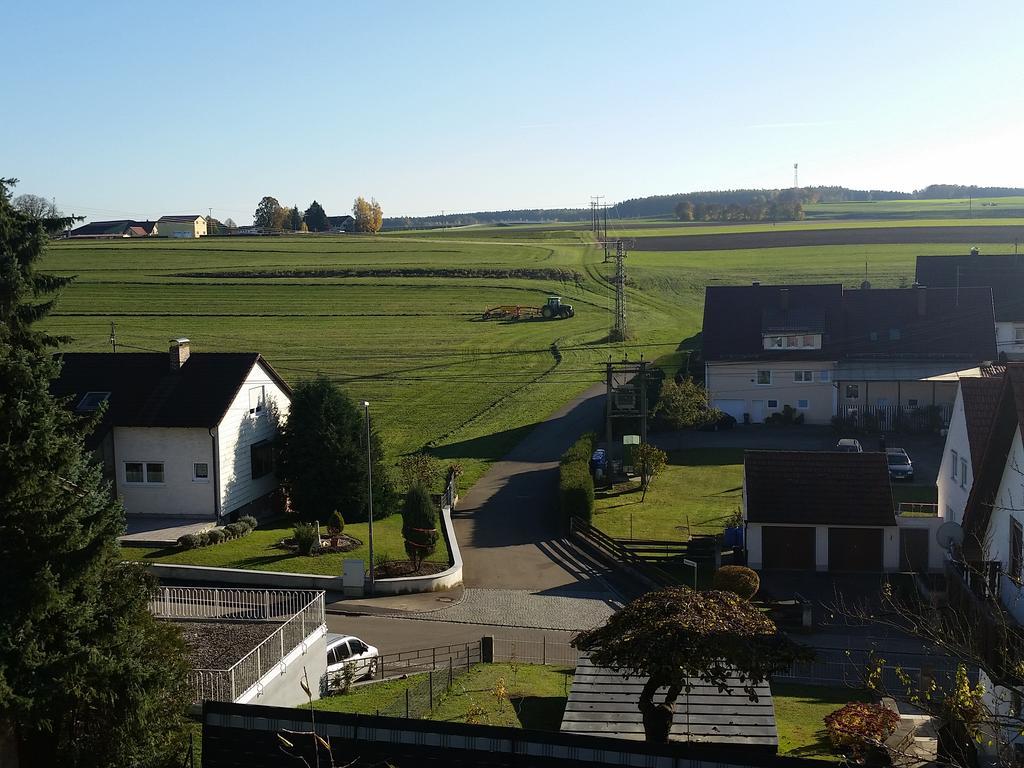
[706,360,837,425]
[238,628,327,707]
[216,361,291,517]
[114,427,215,517]
[997,321,1024,360]
[938,386,973,524]
[982,428,1024,625]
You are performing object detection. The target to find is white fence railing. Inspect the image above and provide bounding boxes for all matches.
[151,588,326,704]
[150,586,317,622]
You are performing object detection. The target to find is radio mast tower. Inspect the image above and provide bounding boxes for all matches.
[793,163,799,189]
[610,239,628,341]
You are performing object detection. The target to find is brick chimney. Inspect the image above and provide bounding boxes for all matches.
[915,285,927,317]
[169,338,191,371]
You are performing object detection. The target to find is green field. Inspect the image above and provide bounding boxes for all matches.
[41,213,1010,484]
[123,517,448,575]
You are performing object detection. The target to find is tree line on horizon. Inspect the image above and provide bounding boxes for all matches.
[382,183,1024,228]
[252,196,383,233]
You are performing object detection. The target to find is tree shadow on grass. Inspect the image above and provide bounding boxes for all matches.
[595,484,641,501]
[137,547,179,559]
[429,423,541,463]
[233,553,298,569]
[511,695,569,731]
[667,448,745,466]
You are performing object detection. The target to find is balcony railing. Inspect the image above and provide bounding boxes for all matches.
[897,502,939,517]
[837,403,952,433]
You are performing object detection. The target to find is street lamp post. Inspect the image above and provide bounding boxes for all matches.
[362,401,374,594]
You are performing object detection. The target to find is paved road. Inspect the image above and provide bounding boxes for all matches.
[451,382,616,591]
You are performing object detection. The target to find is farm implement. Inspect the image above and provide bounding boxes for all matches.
[481,296,575,321]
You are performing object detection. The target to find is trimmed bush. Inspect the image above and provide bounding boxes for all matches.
[205,528,225,545]
[239,515,259,530]
[196,531,211,547]
[559,460,594,524]
[402,484,438,568]
[712,565,760,600]
[562,433,597,465]
[824,702,899,760]
[177,533,200,550]
[293,523,321,556]
[223,522,244,538]
[328,510,345,536]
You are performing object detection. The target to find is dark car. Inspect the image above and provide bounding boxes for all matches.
[886,448,914,481]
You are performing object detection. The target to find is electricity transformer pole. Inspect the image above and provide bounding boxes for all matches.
[610,239,628,341]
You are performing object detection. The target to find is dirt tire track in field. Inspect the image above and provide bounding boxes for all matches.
[632,225,1024,251]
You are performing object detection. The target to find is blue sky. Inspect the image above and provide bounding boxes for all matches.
[4,1,1022,223]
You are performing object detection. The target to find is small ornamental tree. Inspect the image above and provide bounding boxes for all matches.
[399,452,442,491]
[824,702,900,761]
[633,442,666,502]
[712,565,760,600]
[653,377,721,430]
[402,484,438,569]
[572,587,810,743]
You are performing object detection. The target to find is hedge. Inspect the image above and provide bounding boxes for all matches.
[712,565,760,599]
[559,433,597,526]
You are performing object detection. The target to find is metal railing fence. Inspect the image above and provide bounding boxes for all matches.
[150,586,318,622]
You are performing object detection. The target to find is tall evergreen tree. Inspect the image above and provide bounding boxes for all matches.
[303,200,328,232]
[0,178,191,767]
[277,376,397,522]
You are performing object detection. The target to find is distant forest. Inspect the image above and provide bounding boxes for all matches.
[383,184,1024,229]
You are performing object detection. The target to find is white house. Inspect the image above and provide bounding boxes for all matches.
[157,214,207,238]
[917,253,1024,360]
[702,282,997,427]
[53,339,291,521]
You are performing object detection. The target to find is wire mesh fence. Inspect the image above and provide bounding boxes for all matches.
[368,640,481,681]
[377,660,466,719]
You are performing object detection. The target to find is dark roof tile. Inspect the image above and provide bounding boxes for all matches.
[744,450,895,526]
[916,254,1024,322]
[960,377,1004,465]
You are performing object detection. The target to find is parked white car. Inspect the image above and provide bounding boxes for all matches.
[326,633,379,682]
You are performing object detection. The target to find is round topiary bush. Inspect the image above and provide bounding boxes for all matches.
[206,528,225,545]
[177,533,200,550]
[712,565,760,600]
[239,515,259,530]
[328,510,345,536]
[196,531,212,547]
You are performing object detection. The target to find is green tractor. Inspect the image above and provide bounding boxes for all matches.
[541,296,574,319]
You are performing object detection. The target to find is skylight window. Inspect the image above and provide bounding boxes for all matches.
[76,391,110,412]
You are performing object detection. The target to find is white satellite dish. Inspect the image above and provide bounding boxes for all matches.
[937,521,965,550]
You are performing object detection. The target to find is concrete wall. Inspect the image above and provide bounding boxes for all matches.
[216,362,291,518]
[747,522,899,572]
[997,321,1024,360]
[938,385,973,524]
[706,360,837,425]
[114,426,216,517]
[238,626,327,707]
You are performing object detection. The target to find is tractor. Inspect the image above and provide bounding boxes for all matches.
[541,296,574,319]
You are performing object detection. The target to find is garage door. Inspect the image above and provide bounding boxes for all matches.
[828,528,883,572]
[713,399,745,422]
[762,526,815,569]
[899,528,929,572]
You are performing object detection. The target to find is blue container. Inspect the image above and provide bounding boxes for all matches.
[590,449,607,473]
[723,526,744,548]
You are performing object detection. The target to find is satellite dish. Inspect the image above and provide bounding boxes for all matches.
[937,521,965,550]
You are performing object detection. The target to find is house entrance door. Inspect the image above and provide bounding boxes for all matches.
[750,400,765,423]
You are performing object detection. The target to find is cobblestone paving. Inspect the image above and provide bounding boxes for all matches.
[403,588,619,631]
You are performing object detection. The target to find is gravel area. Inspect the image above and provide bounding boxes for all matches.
[170,620,283,670]
[402,588,618,631]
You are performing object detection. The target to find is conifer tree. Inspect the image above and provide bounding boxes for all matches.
[0,178,191,767]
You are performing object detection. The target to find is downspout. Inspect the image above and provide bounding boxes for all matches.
[209,427,221,521]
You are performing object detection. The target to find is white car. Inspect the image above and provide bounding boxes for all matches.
[326,633,379,682]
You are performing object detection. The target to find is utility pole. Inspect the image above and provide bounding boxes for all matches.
[605,359,649,460]
[610,239,628,341]
[108,322,117,353]
[793,163,799,189]
[362,401,375,595]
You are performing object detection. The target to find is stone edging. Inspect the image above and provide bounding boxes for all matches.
[136,500,463,596]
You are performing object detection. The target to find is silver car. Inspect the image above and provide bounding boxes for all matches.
[326,633,379,682]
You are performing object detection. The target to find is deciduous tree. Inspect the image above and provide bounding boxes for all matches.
[653,377,721,430]
[572,587,809,743]
[276,376,397,523]
[253,195,284,229]
[303,200,328,232]
[353,196,383,233]
[0,178,192,767]
[633,442,666,502]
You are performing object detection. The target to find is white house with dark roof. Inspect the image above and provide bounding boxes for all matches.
[157,214,207,238]
[52,339,291,521]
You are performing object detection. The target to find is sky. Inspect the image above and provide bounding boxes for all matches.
[3,0,1023,224]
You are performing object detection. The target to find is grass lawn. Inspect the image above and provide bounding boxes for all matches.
[122,516,449,576]
[891,483,938,513]
[592,448,744,540]
[313,664,573,731]
[772,683,872,760]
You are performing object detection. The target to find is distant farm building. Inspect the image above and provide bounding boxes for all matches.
[326,215,355,233]
[158,214,207,238]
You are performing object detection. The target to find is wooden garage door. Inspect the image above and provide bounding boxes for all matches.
[828,528,883,572]
[762,526,815,570]
[899,528,929,572]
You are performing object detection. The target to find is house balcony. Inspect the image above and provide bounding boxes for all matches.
[837,403,953,433]
[897,502,939,517]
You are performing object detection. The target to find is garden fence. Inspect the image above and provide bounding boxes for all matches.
[492,637,578,667]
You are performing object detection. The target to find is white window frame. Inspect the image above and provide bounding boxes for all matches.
[793,370,813,383]
[818,370,831,382]
[193,462,210,483]
[951,450,959,480]
[960,457,968,489]
[845,384,859,399]
[124,461,164,485]
[248,385,266,415]
[797,399,809,410]
[756,370,772,386]
[767,399,779,409]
